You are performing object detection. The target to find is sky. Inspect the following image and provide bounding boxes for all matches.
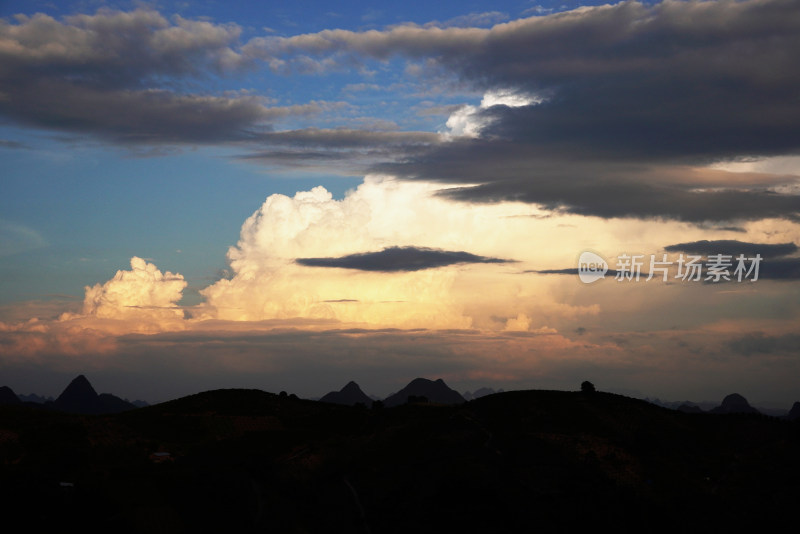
[1,0,799,406]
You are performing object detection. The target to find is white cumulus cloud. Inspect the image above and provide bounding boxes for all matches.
[445,89,541,138]
[82,256,186,324]
[199,177,480,328]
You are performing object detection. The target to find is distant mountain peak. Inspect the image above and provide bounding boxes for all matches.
[722,393,747,404]
[0,385,21,405]
[71,374,93,388]
[384,377,465,407]
[54,375,136,415]
[57,375,98,403]
[320,381,373,407]
[711,393,760,414]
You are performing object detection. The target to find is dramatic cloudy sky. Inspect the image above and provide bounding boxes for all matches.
[2,0,799,406]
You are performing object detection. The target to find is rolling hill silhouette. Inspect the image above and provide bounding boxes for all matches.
[2,385,799,532]
[0,388,800,533]
[462,386,503,400]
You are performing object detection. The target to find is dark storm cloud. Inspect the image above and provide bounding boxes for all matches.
[664,240,798,259]
[260,0,800,158]
[664,239,800,280]
[441,182,800,222]
[296,246,511,272]
[260,0,800,222]
[376,141,800,222]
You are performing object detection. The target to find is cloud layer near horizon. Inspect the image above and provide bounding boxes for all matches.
[4,308,800,405]
[2,176,800,403]
[6,177,800,335]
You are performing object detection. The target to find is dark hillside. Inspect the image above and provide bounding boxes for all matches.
[0,388,798,533]
[0,385,21,404]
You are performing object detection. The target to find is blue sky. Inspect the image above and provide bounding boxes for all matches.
[1,1,799,405]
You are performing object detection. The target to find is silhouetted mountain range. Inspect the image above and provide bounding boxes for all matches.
[7,373,799,418]
[383,377,465,407]
[648,394,798,416]
[17,392,54,404]
[319,381,373,406]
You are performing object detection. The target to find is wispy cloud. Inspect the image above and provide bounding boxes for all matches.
[0,221,48,256]
[0,139,29,149]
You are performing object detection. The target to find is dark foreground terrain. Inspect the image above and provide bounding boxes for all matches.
[2,389,799,533]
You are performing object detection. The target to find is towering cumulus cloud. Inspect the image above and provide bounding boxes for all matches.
[83,257,186,324]
[199,176,527,328]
